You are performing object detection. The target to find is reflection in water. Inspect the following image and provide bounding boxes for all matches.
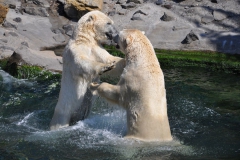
[0,66,240,159]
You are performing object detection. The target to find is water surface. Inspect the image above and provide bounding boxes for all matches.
[0,66,240,160]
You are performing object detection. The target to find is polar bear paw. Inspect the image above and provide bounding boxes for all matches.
[99,61,116,75]
[89,82,100,95]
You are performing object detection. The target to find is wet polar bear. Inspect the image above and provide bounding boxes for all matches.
[90,29,172,141]
[50,11,125,130]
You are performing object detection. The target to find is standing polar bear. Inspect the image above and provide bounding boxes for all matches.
[90,29,172,141]
[50,11,125,130]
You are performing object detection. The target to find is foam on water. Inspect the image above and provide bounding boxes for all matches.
[0,70,35,90]
[23,108,194,159]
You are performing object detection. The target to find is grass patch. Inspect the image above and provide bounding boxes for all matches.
[155,49,240,73]
[0,59,60,81]
[105,45,240,74]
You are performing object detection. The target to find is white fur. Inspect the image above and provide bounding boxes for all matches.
[50,11,125,130]
[90,29,172,142]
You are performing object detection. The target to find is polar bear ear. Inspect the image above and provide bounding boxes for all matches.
[141,31,145,35]
[87,15,94,22]
[125,36,132,45]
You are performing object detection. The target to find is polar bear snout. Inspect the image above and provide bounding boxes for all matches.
[105,24,118,41]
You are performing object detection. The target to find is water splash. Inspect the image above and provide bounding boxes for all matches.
[222,40,227,49]
[17,112,34,126]
[0,70,35,91]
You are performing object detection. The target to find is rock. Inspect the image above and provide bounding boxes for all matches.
[21,41,29,47]
[211,0,218,3]
[162,4,172,9]
[53,33,66,43]
[64,0,103,20]
[108,11,116,16]
[121,2,137,9]
[181,30,199,44]
[0,39,8,43]
[8,4,16,9]
[62,24,74,37]
[13,17,22,23]
[0,4,8,24]
[160,12,174,21]
[2,21,17,29]
[131,10,147,21]
[4,32,18,37]
[32,0,43,6]
[6,46,63,72]
[116,0,127,4]
[201,15,214,24]
[213,9,228,21]
[0,49,13,59]
[51,28,63,34]
[127,0,143,4]
[23,7,49,17]
[117,9,126,15]
[155,0,164,5]
[57,0,65,4]
[0,46,14,51]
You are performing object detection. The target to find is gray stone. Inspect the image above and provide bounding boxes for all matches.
[13,17,22,23]
[51,28,63,34]
[155,0,164,5]
[21,41,29,47]
[160,12,174,21]
[0,50,13,59]
[57,0,65,4]
[117,10,126,15]
[62,24,74,37]
[127,0,143,4]
[0,39,8,43]
[23,7,49,17]
[53,34,66,43]
[213,9,228,21]
[211,0,218,3]
[2,21,17,29]
[181,31,199,44]
[8,4,16,9]
[162,4,172,9]
[201,16,214,24]
[108,11,116,16]
[116,0,127,4]
[4,32,18,37]
[0,46,14,51]
[9,45,63,72]
[121,2,137,9]
[131,10,147,21]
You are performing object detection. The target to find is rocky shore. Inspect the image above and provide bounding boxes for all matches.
[0,0,239,73]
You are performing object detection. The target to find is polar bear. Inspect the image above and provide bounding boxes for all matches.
[50,11,125,130]
[90,29,172,141]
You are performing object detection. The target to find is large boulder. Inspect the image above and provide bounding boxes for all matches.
[0,4,8,24]
[64,0,103,19]
[6,45,63,72]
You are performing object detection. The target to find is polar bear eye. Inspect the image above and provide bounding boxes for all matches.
[107,22,111,25]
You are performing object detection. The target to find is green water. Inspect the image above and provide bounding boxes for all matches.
[0,66,240,160]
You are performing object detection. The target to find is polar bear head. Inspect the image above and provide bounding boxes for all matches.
[114,29,147,53]
[72,10,118,45]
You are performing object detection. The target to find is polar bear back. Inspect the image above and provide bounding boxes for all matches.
[118,29,172,141]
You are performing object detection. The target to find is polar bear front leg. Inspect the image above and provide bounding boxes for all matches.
[90,82,121,105]
[50,108,71,130]
[98,61,115,75]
